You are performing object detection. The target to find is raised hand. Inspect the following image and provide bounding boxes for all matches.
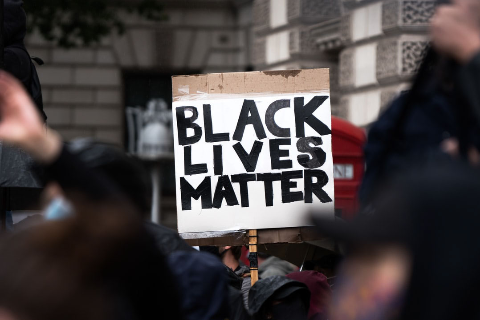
[0,71,61,163]
[431,0,480,63]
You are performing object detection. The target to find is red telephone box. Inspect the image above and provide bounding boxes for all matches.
[331,117,366,220]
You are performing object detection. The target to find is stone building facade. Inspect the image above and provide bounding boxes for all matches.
[252,0,344,112]
[26,0,435,143]
[339,0,434,126]
[251,0,435,127]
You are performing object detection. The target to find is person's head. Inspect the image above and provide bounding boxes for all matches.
[219,246,242,260]
[4,0,26,47]
[41,139,152,219]
[313,188,414,320]
[200,246,242,271]
[249,276,310,320]
[0,199,182,320]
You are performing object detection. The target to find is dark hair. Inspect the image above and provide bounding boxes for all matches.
[258,252,272,260]
[0,199,182,320]
[230,246,242,261]
[66,139,152,216]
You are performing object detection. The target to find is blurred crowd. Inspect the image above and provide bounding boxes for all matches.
[2,0,480,319]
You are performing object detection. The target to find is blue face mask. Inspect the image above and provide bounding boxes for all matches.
[44,197,74,220]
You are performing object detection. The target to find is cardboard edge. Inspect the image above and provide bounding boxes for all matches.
[172,69,330,101]
[182,227,325,246]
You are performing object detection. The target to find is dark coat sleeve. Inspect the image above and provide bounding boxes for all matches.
[456,52,480,126]
[360,71,462,206]
[4,47,31,89]
[229,287,253,320]
[359,96,406,205]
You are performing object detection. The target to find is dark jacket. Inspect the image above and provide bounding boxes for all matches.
[229,287,253,320]
[233,264,252,310]
[399,51,480,320]
[168,251,230,320]
[386,161,480,320]
[226,265,253,320]
[144,221,193,256]
[359,65,480,206]
[4,0,46,120]
[248,276,310,320]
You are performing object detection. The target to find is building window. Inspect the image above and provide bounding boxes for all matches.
[266,31,290,64]
[270,0,288,29]
[123,72,175,195]
[348,90,381,126]
[354,43,377,87]
[351,2,383,41]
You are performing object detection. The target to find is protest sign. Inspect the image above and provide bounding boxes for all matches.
[172,69,334,235]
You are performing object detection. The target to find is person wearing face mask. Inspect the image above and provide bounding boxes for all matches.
[38,138,194,255]
[0,71,184,320]
[13,182,72,231]
[248,276,310,320]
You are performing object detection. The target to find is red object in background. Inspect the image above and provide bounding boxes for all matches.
[239,117,365,266]
[331,116,366,220]
[240,246,250,266]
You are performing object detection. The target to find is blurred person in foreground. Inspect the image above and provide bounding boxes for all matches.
[37,138,193,256]
[0,71,183,319]
[316,2,480,320]
[360,0,480,208]
[315,160,480,320]
[1,0,46,232]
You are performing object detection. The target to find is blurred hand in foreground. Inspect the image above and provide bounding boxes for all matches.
[0,71,61,163]
[431,0,480,63]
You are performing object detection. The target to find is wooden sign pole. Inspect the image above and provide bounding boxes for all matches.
[249,229,259,286]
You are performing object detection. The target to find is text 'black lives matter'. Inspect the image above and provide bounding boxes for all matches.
[175,95,333,210]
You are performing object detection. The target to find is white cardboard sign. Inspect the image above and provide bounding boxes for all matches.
[173,94,334,233]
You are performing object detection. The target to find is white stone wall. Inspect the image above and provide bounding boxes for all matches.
[338,0,433,126]
[351,2,383,42]
[25,2,252,146]
[26,34,123,144]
